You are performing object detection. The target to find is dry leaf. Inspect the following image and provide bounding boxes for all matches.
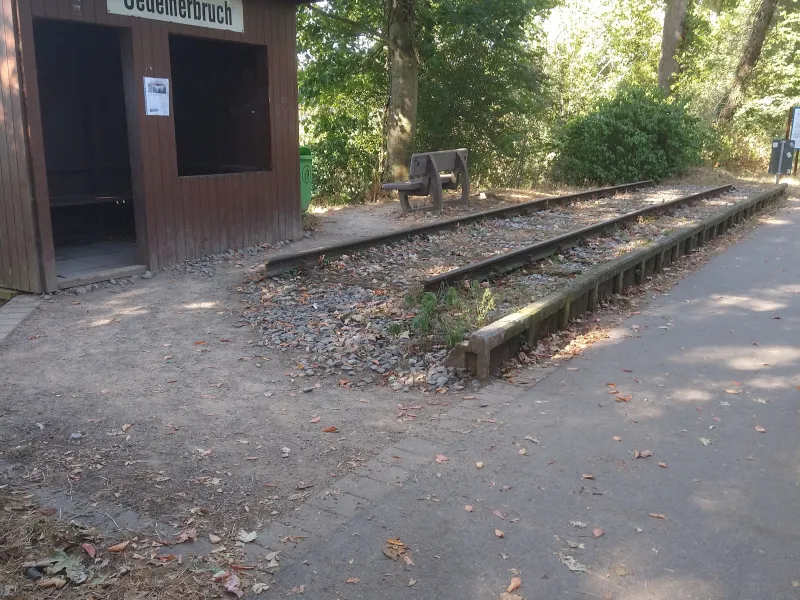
[634,449,653,459]
[38,578,67,589]
[614,565,633,577]
[465,505,474,512]
[615,395,632,402]
[403,555,414,566]
[252,582,270,594]
[493,510,506,520]
[725,389,740,394]
[658,462,667,468]
[435,454,449,464]
[500,595,524,600]
[507,577,522,593]
[321,426,338,433]
[121,423,133,432]
[648,513,667,520]
[582,474,595,480]
[175,527,197,544]
[225,573,244,598]
[700,437,712,446]
[107,540,130,552]
[755,425,766,433]
[81,543,96,558]
[290,585,305,594]
[345,577,360,584]
[612,436,622,442]
[593,528,604,538]
[309,417,321,423]
[495,529,505,538]
[209,534,222,544]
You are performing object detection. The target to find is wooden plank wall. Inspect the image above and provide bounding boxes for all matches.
[25,0,301,274]
[0,0,42,292]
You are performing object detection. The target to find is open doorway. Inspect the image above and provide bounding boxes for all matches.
[33,19,141,286]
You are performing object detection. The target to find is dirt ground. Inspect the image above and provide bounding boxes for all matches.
[0,169,794,598]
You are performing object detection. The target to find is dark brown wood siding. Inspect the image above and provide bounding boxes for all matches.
[0,0,44,292]
[22,0,301,278]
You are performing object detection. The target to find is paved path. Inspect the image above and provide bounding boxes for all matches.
[263,200,800,599]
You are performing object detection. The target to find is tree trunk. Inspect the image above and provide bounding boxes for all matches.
[717,0,781,122]
[385,0,418,182]
[658,0,690,94]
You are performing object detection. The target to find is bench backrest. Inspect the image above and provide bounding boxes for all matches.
[409,149,468,177]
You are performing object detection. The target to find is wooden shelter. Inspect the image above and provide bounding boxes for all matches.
[0,0,310,292]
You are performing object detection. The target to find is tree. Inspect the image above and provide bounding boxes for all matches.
[386,0,418,181]
[717,0,781,121]
[658,0,690,93]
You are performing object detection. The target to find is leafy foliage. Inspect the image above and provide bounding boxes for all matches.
[551,86,706,185]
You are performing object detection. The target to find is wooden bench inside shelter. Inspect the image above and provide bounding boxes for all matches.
[383,148,469,213]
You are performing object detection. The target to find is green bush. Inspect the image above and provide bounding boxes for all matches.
[551,86,707,185]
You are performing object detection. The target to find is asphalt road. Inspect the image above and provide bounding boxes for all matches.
[267,198,800,600]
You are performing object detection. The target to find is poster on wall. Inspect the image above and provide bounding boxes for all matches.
[790,106,800,150]
[144,77,170,117]
[108,0,244,33]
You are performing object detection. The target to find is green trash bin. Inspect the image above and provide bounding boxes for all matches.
[299,146,313,212]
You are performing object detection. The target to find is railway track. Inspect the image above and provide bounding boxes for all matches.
[421,184,733,290]
[241,182,763,391]
[265,180,653,275]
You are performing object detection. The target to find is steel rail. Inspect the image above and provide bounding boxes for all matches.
[265,180,654,275]
[421,184,734,291]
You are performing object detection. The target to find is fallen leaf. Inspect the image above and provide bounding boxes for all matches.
[476,462,485,469]
[593,528,604,538]
[121,423,133,432]
[658,462,667,468]
[700,437,712,446]
[792,581,800,587]
[80,543,96,558]
[408,579,417,587]
[435,454,449,464]
[194,340,207,345]
[634,449,653,459]
[507,577,522,592]
[755,425,766,433]
[725,389,740,394]
[570,521,587,528]
[345,577,360,584]
[615,395,632,402]
[321,426,338,433]
[648,513,667,520]
[175,527,197,544]
[582,474,595,480]
[495,529,505,538]
[225,572,244,598]
[209,534,222,544]
[386,539,405,546]
[38,578,67,589]
[236,530,257,543]
[614,565,633,577]
[403,554,415,566]
[493,510,506,520]
[500,595,524,600]
[309,417,321,423]
[612,436,622,442]
[622,368,633,373]
[252,582,270,594]
[560,554,588,573]
[290,585,305,594]
[465,505,474,512]
[107,540,130,552]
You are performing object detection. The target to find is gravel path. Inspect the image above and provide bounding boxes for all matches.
[237,185,770,396]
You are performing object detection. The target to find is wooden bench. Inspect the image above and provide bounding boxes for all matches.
[383,148,469,213]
